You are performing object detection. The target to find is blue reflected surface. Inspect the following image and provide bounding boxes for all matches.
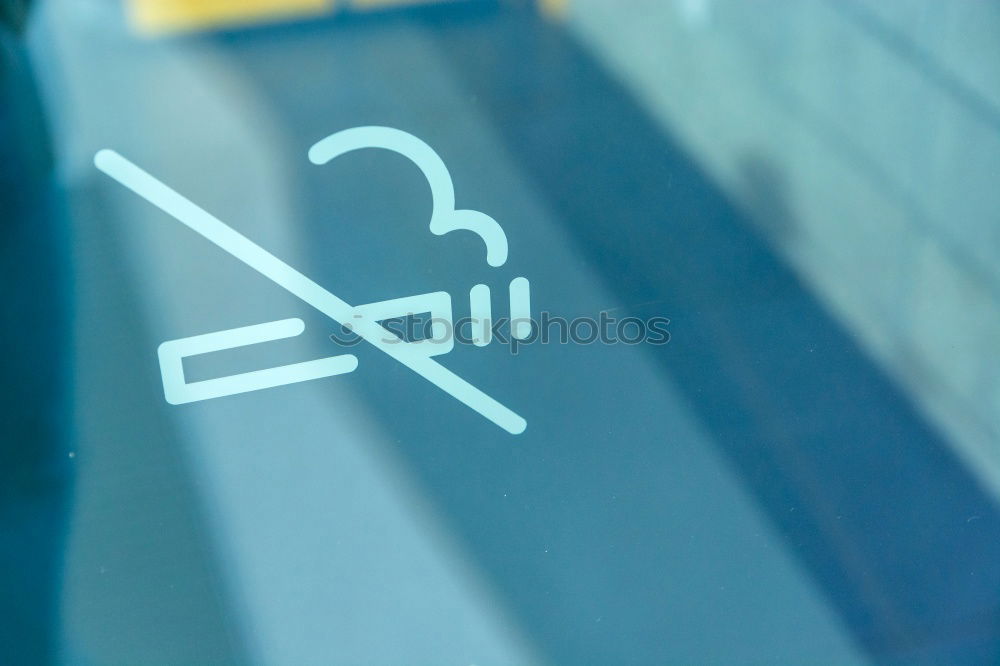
[4,0,1000,663]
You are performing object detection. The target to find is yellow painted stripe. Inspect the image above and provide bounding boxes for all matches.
[539,0,569,20]
[128,0,336,35]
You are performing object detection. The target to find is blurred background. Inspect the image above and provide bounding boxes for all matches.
[3,0,1000,663]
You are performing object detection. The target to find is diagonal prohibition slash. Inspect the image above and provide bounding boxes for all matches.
[94,149,527,435]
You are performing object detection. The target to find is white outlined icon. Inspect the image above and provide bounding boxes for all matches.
[95,127,530,434]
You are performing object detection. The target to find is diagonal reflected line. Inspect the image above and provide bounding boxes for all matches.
[822,0,1000,136]
[94,149,527,435]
